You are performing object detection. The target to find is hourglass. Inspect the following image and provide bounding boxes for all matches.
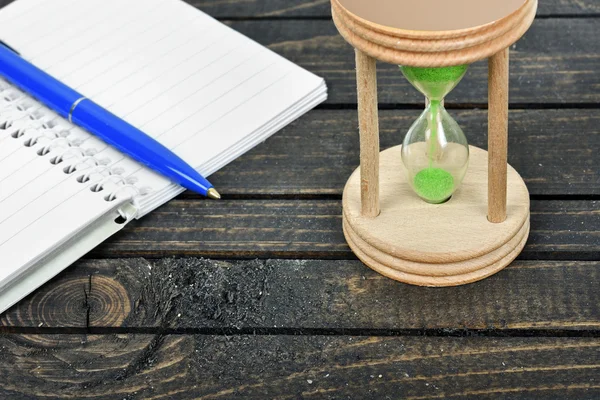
[332,0,537,286]
[400,65,470,204]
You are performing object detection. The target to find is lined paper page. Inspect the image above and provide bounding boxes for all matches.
[0,0,325,295]
[0,0,324,205]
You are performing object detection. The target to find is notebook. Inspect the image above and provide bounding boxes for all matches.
[0,0,327,313]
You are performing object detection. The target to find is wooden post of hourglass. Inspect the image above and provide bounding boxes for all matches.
[355,49,380,217]
[488,48,510,223]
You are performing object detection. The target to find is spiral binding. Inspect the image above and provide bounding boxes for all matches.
[0,79,147,209]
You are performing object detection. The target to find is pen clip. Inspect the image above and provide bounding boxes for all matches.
[0,39,19,55]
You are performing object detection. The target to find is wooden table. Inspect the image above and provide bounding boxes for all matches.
[1,1,599,398]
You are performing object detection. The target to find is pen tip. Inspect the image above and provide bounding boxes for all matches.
[207,188,221,200]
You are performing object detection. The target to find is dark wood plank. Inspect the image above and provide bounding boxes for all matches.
[207,110,600,196]
[225,19,600,105]
[192,0,600,17]
[84,199,599,259]
[3,258,599,330]
[2,0,597,17]
[2,0,600,17]
[0,334,598,399]
[0,10,597,106]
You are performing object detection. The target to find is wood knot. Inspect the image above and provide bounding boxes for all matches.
[86,275,131,328]
[2,275,131,334]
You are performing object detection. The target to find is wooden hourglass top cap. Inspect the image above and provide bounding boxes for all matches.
[338,0,527,38]
[332,0,537,66]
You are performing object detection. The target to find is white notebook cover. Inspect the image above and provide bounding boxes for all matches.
[0,0,327,312]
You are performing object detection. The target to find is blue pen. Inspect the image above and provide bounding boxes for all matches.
[0,42,220,199]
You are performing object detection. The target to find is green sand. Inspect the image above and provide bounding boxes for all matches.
[413,168,454,203]
[428,99,440,168]
[400,65,468,100]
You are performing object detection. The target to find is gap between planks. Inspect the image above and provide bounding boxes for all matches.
[213,14,600,21]
[1,327,600,337]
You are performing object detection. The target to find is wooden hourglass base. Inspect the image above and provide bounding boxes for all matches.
[342,145,530,287]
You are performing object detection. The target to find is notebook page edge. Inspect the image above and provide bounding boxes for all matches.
[0,203,135,314]
[0,193,135,292]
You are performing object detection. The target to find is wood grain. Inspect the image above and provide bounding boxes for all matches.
[226,19,600,105]
[0,334,598,399]
[1,0,596,17]
[0,0,595,396]
[188,0,600,17]
[355,49,380,217]
[488,48,510,223]
[2,258,599,330]
[207,109,600,196]
[86,199,599,259]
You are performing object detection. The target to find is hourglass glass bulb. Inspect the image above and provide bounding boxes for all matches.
[401,103,469,203]
[399,65,470,203]
[400,65,468,101]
